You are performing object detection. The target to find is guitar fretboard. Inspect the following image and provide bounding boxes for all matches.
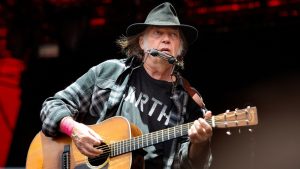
[107,106,257,157]
[108,121,210,157]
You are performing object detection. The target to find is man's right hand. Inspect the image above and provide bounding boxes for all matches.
[71,122,103,157]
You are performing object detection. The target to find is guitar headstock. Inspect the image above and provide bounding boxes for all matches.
[211,106,258,129]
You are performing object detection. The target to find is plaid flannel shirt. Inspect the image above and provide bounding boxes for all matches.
[40,57,211,169]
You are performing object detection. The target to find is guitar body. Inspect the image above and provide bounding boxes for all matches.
[26,107,258,169]
[26,116,144,169]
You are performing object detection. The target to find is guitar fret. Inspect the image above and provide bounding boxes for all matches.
[180,125,183,137]
[119,141,122,155]
[125,140,128,153]
[109,144,112,156]
[151,133,153,145]
[119,142,122,154]
[145,135,147,147]
[116,142,118,156]
[145,134,148,147]
[144,134,147,147]
[123,141,125,154]
[121,140,123,154]
[114,142,116,156]
[116,142,119,155]
[147,134,150,146]
[119,141,121,155]
[128,140,130,152]
[132,139,134,151]
[165,129,168,140]
[126,140,129,153]
[129,140,131,152]
[123,140,126,154]
[173,126,176,138]
[131,138,133,151]
[112,143,116,156]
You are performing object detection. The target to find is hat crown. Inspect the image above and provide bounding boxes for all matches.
[144,2,180,26]
[126,2,198,44]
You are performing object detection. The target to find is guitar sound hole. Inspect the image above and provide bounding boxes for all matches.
[88,142,110,167]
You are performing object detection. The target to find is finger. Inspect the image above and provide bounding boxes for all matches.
[204,111,212,119]
[199,118,213,136]
[88,129,102,145]
[190,122,204,139]
[73,134,101,155]
[74,141,94,157]
[83,143,103,157]
[189,127,205,143]
[188,125,197,140]
[193,119,211,141]
[80,145,102,158]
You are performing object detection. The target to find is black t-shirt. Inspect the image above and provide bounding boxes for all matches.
[118,66,176,168]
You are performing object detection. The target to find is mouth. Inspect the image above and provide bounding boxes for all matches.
[159,48,171,54]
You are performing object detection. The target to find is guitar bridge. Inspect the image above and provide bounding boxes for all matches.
[62,145,70,169]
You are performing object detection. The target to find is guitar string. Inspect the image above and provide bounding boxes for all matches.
[72,123,190,158]
[72,119,251,164]
[72,115,249,159]
[76,111,251,161]
[73,122,196,163]
[73,110,253,163]
[72,112,251,159]
[90,113,250,156]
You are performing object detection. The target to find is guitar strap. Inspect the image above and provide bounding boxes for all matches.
[182,78,205,109]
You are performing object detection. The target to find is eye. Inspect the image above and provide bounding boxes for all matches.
[154,30,161,35]
[170,32,179,39]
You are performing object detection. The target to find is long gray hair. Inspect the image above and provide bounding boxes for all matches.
[116,27,188,66]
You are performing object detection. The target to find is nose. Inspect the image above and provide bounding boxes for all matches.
[161,34,170,44]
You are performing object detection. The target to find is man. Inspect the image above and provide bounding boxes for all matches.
[40,2,212,169]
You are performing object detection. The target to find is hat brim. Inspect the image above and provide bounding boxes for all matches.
[126,23,198,45]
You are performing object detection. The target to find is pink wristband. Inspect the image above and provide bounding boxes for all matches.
[59,117,75,136]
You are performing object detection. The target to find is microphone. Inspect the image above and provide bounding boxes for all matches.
[147,49,183,69]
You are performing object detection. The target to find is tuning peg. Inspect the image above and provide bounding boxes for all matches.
[248,128,254,133]
[226,130,232,135]
[238,128,241,134]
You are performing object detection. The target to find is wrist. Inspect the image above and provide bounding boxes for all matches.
[59,116,76,136]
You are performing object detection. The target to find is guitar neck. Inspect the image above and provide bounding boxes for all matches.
[109,106,258,157]
[109,121,195,157]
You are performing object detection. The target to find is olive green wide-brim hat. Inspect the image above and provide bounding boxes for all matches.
[126,2,198,44]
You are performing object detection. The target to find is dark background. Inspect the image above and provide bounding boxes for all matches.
[1,0,299,168]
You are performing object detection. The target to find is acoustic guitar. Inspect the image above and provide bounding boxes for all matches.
[26,106,258,169]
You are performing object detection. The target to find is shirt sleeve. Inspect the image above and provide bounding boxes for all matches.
[177,95,213,169]
[178,140,212,169]
[40,66,97,137]
[40,59,128,137]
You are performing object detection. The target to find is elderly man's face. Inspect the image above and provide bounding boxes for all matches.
[139,26,183,58]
